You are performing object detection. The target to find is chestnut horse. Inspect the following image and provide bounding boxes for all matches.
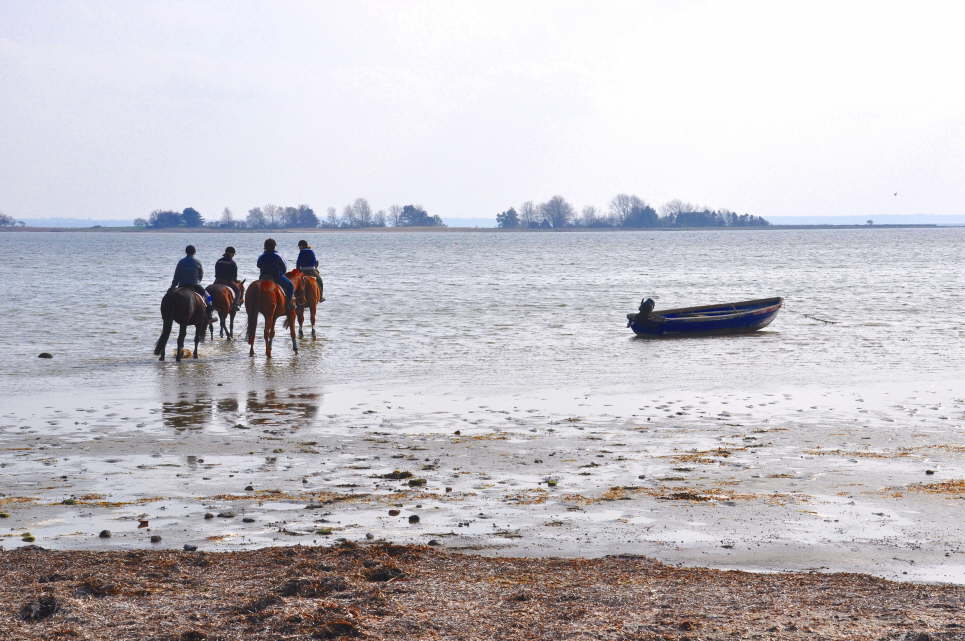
[206,280,246,340]
[245,279,297,358]
[154,287,207,361]
[286,269,321,338]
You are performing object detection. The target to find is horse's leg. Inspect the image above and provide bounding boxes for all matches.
[226,309,234,341]
[310,301,317,338]
[176,324,187,362]
[265,313,273,359]
[288,306,298,353]
[247,310,257,357]
[194,324,202,358]
[155,317,173,361]
[297,305,304,339]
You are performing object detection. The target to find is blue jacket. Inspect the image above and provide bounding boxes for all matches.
[296,248,318,269]
[257,251,287,280]
[172,255,203,288]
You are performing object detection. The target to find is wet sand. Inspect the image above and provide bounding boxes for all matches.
[3,543,964,640]
[2,381,963,585]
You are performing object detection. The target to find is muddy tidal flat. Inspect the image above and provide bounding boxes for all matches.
[3,543,964,641]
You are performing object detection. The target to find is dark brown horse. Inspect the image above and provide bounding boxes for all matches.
[286,269,321,339]
[245,279,297,358]
[206,280,246,340]
[154,287,208,362]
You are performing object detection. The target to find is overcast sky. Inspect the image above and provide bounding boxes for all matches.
[2,0,964,221]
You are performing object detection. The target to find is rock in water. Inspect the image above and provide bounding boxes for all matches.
[98,530,111,538]
[38,353,53,359]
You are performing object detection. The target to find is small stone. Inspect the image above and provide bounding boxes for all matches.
[0,512,10,518]
[21,534,36,542]
[453,430,461,435]
[242,517,255,523]
[183,544,198,551]
[98,530,111,538]
[428,539,440,546]
[445,487,452,493]
[408,514,420,524]
[388,509,400,516]
[408,478,427,487]
[150,535,162,543]
[365,532,374,540]
[217,511,236,518]
[925,470,936,475]
[203,512,214,519]
[245,485,254,491]
[138,520,149,528]
[37,353,53,359]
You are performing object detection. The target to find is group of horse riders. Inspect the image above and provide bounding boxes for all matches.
[170,238,325,319]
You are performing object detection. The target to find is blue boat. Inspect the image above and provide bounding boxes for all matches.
[627,297,783,337]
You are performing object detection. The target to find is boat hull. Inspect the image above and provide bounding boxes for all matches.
[627,297,783,337]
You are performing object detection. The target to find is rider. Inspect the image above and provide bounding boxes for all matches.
[295,240,326,304]
[171,245,213,318]
[214,246,242,311]
[256,238,294,313]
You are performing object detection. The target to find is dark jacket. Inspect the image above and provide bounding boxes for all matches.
[215,255,238,282]
[257,251,287,280]
[171,255,203,288]
[296,248,318,269]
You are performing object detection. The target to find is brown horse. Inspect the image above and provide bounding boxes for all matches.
[286,269,321,339]
[206,280,246,340]
[245,279,297,358]
[154,287,208,362]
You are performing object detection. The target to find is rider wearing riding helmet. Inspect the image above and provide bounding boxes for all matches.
[214,246,243,311]
[171,245,213,318]
[256,238,294,313]
[295,240,325,303]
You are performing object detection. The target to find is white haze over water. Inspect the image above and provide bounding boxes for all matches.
[2,1,965,222]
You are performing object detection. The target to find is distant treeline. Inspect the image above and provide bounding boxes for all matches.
[496,195,770,229]
[0,211,25,227]
[134,200,444,230]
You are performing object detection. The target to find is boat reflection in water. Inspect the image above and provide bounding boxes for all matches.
[627,297,783,337]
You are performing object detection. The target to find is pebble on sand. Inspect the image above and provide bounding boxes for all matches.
[98,530,111,538]
[183,544,198,551]
[150,535,162,543]
[37,353,53,359]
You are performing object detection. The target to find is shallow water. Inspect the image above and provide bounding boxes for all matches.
[1,228,963,582]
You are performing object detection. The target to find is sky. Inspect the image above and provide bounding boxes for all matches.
[2,0,965,222]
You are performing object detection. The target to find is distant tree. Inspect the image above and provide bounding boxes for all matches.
[261,204,281,227]
[341,205,355,228]
[866,219,874,225]
[398,204,444,227]
[580,205,611,227]
[624,203,659,227]
[519,201,539,228]
[133,217,148,228]
[496,207,520,228]
[149,209,183,228]
[296,204,319,228]
[246,207,267,228]
[539,195,574,229]
[373,210,387,227]
[352,198,372,227]
[324,207,338,228]
[387,204,402,227]
[217,207,235,228]
[0,211,23,227]
[181,207,204,227]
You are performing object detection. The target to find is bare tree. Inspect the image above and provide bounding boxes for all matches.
[373,210,387,227]
[519,201,538,228]
[325,207,338,228]
[341,204,355,227]
[262,204,282,227]
[247,207,267,228]
[351,198,372,227]
[387,204,402,227]
[580,205,601,227]
[539,195,574,228]
[219,207,234,228]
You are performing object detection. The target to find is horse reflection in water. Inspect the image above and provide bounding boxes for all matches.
[244,389,320,428]
[161,397,212,431]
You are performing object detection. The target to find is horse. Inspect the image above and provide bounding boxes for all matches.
[245,279,297,358]
[154,287,208,362]
[286,269,321,339]
[206,280,246,340]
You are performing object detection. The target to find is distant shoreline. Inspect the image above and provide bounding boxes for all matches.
[0,223,946,233]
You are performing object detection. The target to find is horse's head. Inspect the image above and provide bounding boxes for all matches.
[235,279,246,304]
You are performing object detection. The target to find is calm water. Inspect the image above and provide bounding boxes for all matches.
[1,228,964,404]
